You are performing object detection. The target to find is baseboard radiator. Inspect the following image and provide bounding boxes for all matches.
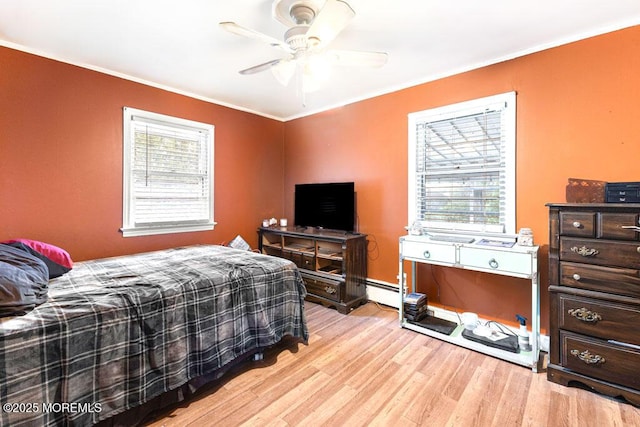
[365,278,400,308]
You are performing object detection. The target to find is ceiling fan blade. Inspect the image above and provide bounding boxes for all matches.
[306,0,355,47]
[239,59,285,75]
[240,58,295,86]
[219,22,292,52]
[329,49,389,68]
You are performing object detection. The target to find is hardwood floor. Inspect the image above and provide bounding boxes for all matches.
[144,301,640,427]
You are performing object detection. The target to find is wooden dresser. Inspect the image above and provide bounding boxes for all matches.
[258,227,367,314]
[547,203,640,406]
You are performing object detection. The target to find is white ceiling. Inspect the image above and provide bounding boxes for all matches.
[1,0,639,121]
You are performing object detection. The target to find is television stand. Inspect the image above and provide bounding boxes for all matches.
[258,226,367,314]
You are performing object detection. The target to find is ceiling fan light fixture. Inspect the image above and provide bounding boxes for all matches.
[271,60,296,86]
[301,53,332,92]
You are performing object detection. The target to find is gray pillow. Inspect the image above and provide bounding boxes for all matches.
[0,244,49,317]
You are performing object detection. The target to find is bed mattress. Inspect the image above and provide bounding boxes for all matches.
[0,245,308,426]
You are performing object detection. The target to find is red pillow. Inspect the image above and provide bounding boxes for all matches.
[2,239,73,269]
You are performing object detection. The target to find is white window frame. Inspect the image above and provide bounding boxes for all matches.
[408,91,516,237]
[121,107,215,237]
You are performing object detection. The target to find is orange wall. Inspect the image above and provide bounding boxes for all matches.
[2,26,639,330]
[283,25,640,330]
[0,46,285,261]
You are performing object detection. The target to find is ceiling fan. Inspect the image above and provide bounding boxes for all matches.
[219,0,388,93]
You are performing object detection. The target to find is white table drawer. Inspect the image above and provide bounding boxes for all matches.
[401,240,456,264]
[459,246,533,276]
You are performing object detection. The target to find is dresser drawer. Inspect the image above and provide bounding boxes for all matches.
[560,237,640,268]
[557,293,640,345]
[597,213,640,241]
[560,261,640,298]
[282,250,315,270]
[282,250,303,268]
[401,240,456,264]
[301,253,316,270]
[302,275,342,302]
[560,331,640,391]
[458,246,533,276]
[264,246,283,257]
[560,212,596,237]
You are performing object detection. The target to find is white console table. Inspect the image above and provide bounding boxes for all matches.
[399,235,540,371]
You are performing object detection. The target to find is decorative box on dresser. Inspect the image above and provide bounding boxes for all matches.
[547,203,640,406]
[258,226,367,314]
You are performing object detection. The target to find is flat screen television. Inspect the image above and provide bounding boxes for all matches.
[294,182,355,232]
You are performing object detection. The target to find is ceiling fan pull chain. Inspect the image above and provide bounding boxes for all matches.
[297,62,307,107]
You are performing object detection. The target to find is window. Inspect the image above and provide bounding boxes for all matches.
[122,107,214,237]
[408,92,516,236]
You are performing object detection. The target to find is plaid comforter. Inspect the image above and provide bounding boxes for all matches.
[0,245,308,426]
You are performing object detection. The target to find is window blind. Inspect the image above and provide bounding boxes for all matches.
[122,107,214,237]
[409,92,516,235]
[130,119,211,226]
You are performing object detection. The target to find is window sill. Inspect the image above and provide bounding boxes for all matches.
[120,222,216,238]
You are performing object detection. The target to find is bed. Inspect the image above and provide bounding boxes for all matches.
[0,244,308,426]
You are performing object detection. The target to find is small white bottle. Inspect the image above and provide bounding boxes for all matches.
[516,314,531,351]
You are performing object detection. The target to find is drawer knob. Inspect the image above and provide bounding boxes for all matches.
[570,349,606,365]
[423,250,431,259]
[324,286,337,295]
[572,221,582,228]
[488,258,499,269]
[572,273,581,281]
[570,246,599,257]
[568,307,602,323]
